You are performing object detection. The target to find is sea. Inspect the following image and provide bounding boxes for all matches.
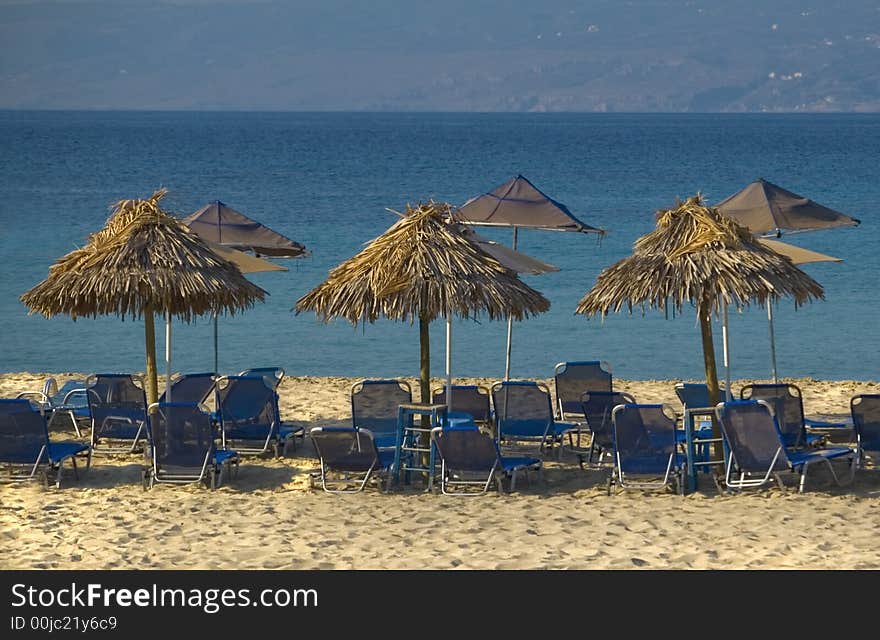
[0,111,877,382]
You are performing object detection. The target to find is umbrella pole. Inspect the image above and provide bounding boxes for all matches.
[768,302,778,383]
[722,305,732,401]
[446,316,453,415]
[143,302,159,408]
[165,311,172,404]
[698,298,723,463]
[503,227,519,380]
[213,312,219,375]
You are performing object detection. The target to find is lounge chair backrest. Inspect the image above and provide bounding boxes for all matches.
[238,367,284,390]
[740,384,805,448]
[611,404,677,473]
[217,375,277,426]
[85,374,148,439]
[674,382,726,411]
[716,399,791,472]
[310,427,380,472]
[581,391,637,449]
[554,361,612,420]
[159,373,216,405]
[0,398,48,464]
[491,381,554,439]
[150,402,215,469]
[431,385,491,424]
[851,394,880,452]
[350,379,412,445]
[431,426,499,471]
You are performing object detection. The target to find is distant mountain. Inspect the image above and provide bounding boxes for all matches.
[1,0,878,111]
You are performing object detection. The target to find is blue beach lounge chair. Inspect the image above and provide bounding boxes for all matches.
[491,381,574,456]
[309,427,394,492]
[553,360,613,422]
[158,372,216,406]
[739,383,823,449]
[350,379,413,450]
[143,402,238,490]
[85,374,150,455]
[850,394,880,468]
[431,385,492,431]
[575,390,637,467]
[216,375,302,457]
[609,404,686,495]
[715,399,856,493]
[16,377,90,437]
[0,398,91,488]
[431,425,542,495]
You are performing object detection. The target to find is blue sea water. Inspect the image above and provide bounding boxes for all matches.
[0,111,877,382]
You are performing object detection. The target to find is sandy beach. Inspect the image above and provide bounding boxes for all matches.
[2,372,879,570]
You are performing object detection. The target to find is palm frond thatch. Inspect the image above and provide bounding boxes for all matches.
[576,195,824,317]
[296,201,550,323]
[21,189,267,321]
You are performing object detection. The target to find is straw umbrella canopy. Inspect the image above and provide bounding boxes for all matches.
[296,200,550,408]
[575,195,824,455]
[21,189,267,406]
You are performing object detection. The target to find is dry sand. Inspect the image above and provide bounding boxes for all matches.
[2,372,880,570]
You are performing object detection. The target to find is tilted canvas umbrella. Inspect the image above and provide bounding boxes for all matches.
[183,200,309,257]
[575,195,823,459]
[454,174,603,379]
[716,178,860,237]
[21,189,266,406]
[296,200,550,416]
[183,200,306,372]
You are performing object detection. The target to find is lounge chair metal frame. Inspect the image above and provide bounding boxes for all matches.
[431,384,493,431]
[716,399,856,493]
[0,398,92,489]
[85,373,150,455]
[609,403,685,495]
[309,426,392,493]
[431,425,542,495]
[143,401,239,490]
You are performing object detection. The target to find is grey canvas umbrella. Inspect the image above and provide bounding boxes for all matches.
[183,200,306,372]
[454,174,603,379]
[716,178,860,237]
[183,200,309,257]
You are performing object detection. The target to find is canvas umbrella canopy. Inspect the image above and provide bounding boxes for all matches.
[454,174,604,379]
[183,200,309,257]
[296,200,550,414]
[716,178,860,237]
[575,195,824,457]
[21,189,267,406]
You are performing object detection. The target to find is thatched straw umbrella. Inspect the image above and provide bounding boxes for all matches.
[21,189,266,405]
[575,195,824,457]
[296,200,550,411]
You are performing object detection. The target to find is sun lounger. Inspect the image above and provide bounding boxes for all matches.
[309,426,394,492]
[0,398,91,488]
